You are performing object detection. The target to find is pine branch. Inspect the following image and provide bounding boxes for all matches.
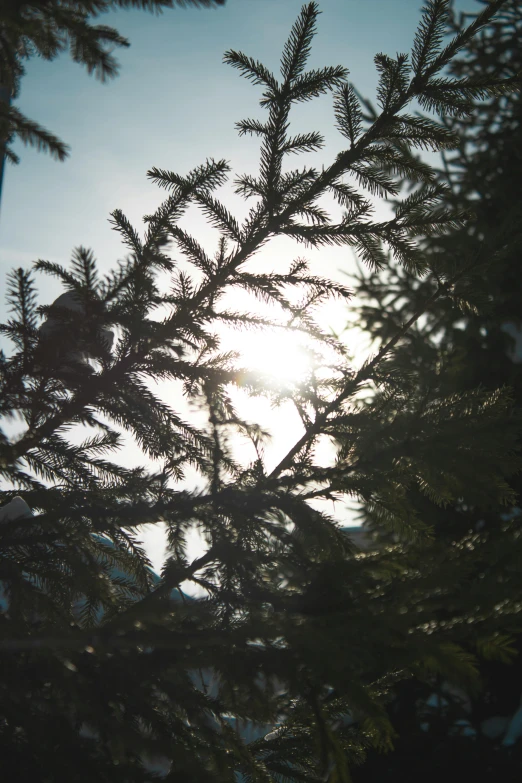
[222,50,279,95]
[333,82,363,147]
[280,1,319,85]
[3,104,70,161]
[411,0,451,76]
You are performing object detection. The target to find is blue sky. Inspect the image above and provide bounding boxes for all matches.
[0,0,479,571]
[1,0,476,274]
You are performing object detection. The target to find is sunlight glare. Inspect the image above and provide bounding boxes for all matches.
[236,328,313,390]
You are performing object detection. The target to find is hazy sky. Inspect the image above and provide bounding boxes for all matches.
[0,0,479,572]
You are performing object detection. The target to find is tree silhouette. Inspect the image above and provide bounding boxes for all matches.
[1,2,521,780]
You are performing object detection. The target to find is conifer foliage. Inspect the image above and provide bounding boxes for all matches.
[350,1,522,779]
[1,2,521,780]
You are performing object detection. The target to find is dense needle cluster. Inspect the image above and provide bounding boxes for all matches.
[351,1,522,779]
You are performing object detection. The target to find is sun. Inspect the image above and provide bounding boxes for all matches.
[234,327,314,390]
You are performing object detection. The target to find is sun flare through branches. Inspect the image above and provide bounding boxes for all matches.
[233,326,315,391]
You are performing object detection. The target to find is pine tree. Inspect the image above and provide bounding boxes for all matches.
[0,0,226,200]
[349,1,522,779]
[1,2,521,780]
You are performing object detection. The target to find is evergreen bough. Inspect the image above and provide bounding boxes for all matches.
[350,0,522,778]
[0,2,521,780]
